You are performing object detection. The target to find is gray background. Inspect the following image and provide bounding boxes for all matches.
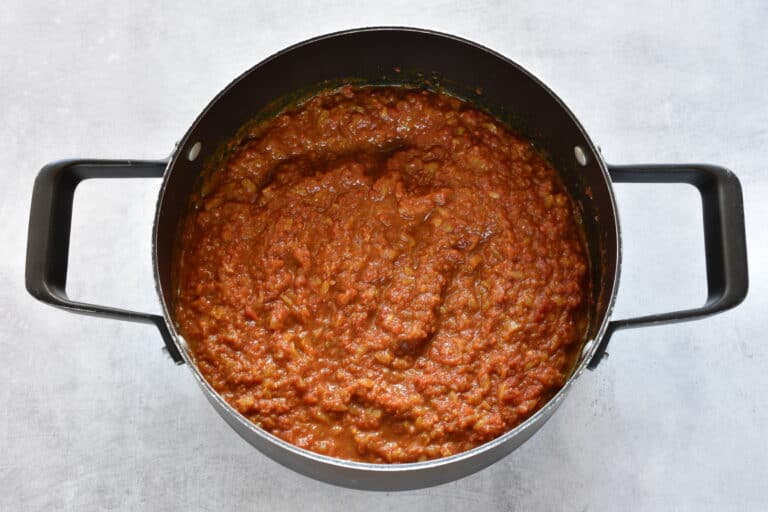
[1,1,766,510]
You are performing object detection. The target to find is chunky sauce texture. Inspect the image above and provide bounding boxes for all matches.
[174,86,589,463]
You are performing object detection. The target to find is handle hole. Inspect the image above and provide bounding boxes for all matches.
[611,182,706,319]
[69,179,161,312]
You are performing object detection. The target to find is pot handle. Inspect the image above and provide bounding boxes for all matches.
[588,164,748,369]
[25,159,184,364]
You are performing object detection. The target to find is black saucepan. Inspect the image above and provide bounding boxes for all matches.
[25,27,748,490]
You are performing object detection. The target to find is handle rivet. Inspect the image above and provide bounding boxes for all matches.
[188,142,202,162]
[574,145,588,167]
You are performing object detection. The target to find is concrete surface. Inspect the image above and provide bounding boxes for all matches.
[1,1,766,510]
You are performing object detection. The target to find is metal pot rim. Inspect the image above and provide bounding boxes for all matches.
[151,26,622,472]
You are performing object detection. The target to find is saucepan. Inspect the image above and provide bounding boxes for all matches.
[25,27,748,490]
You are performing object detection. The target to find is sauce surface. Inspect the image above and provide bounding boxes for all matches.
[174,86,589,463]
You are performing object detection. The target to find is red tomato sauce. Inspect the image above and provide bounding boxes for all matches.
[174,86,589,462]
